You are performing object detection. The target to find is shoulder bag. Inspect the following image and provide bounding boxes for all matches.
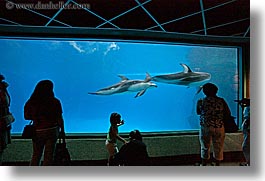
[22,121,35,139]
[54,131,71,166]
[0,113,15,128]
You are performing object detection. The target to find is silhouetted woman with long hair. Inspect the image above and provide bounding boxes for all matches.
[24,80,64,166]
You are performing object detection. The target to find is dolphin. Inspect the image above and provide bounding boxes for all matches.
[89,73,157,98]
[151,63,211,92]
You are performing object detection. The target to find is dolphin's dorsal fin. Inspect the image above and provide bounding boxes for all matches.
[145,72,151,82]
[118,75,129,81]
[180,63,192,73]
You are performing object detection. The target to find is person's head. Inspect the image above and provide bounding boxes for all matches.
[110,112,121,125]
[0,74,5,81]
[236,98,250,107]
[202,83,218,97]
[0,74,8,89]
[129,129,142,141]
[30,80,54,100]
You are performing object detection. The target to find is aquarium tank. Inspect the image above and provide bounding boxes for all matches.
[0,38,239,134]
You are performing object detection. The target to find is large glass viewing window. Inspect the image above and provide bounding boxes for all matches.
[0,36,242,134]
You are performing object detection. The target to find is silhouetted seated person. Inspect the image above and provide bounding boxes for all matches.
[114,130,150,166]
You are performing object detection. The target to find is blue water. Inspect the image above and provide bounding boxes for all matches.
[0,38,238,133]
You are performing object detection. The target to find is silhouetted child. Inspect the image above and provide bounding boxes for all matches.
[105,112,127,166]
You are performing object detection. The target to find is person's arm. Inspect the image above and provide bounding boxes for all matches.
[116,120,125,127]
[58,115,64,132]
[196,99,203,115]
[117,134,127,144]
[24,101,35,120]
[56,99,65,133]
[242,106,250,128]
[112,127,127,144]
[57,115,66,139]
[223,98,231,116]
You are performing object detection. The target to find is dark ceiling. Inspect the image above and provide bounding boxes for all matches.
[0,0,250,37]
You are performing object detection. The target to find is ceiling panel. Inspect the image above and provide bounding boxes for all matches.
[0,0,250,37]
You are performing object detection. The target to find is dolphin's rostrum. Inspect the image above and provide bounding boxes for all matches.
[89,73,157,98]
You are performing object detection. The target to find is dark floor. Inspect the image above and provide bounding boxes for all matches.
[2,151,246,166]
